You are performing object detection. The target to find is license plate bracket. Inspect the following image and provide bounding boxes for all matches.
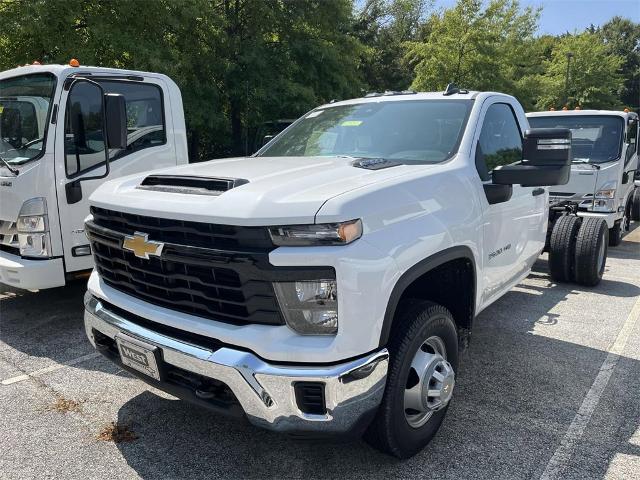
[115,334,162,381]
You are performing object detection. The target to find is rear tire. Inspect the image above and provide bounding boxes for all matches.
[632,188,640,222]
[574,217,608,286]
[364,301,458,459]
[609,217,625,247]
[548,215,581,282]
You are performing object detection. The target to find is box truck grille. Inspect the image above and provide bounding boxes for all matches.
[0,220,19,255]
[87,207,284,326]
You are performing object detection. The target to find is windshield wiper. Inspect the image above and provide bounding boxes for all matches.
[572,159,600,170]
[0,155,19,176]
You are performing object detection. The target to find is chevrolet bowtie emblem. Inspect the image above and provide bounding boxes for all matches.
[122,232,164,259]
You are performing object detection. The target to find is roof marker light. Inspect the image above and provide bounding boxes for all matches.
[562,106,568,111]
[69,58,80,67]
[32,61,41,65]
[575,106,581,110]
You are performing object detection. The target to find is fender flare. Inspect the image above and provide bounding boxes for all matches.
[378,245,477,347]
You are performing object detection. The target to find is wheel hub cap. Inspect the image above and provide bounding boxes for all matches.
[404,336,455,428]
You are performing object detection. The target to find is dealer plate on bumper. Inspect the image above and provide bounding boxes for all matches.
[116,335,161,381]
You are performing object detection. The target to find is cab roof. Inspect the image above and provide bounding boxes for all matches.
[316,90,515,109]
[0,64,172,83]
[527,109,638,120]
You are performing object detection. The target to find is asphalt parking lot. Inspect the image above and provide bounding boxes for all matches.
[1,226,639,480]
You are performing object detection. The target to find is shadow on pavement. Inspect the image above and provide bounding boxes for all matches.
[111,265,640,480]
[0,280,105,372]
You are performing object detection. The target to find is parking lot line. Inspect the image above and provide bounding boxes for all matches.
[0,352,101,386]
[540,295,640,480]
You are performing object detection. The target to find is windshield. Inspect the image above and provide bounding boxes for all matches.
[0,73,56,165]
[258,100,473,164]
[528,115,624,164]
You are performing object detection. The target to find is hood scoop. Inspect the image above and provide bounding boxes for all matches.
[351,158,401,170]
[137,175,249,196]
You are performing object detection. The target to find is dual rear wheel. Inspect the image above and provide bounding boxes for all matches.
[548,215,608,286]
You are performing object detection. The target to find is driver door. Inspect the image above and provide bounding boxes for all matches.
[53,76,176,273]
[474,101,547,306]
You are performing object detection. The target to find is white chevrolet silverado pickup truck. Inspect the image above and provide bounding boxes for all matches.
[82,87,599,458]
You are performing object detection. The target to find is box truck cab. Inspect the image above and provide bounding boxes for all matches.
[527,110,640,245]
[0,62,188,290]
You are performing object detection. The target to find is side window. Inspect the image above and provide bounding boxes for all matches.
[475,103,523,181]
[65,82,106,177]
[99,81,166,161]
[626,118,638,163]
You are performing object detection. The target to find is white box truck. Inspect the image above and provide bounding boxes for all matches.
[0,61,189,290]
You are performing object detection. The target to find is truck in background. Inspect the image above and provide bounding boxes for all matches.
[0,61,189,290]
[527,110,640,246]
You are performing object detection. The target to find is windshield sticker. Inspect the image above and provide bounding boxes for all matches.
[341,120,362,127]
[306,110,324,118]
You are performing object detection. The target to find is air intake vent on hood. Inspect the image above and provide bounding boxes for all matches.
[138,175,249,196]
[352,158,401,170]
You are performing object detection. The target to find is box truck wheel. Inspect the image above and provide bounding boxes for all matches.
[365,301,458,459]
[632,188,640,222]
[574,217,608,287]
[549,215,581,282]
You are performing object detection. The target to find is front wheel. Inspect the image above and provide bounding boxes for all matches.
[364,301,458,459]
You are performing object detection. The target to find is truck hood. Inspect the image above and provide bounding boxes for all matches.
[549,160,619,203]
[89,156,419,225]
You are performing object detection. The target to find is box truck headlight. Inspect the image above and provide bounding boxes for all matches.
[17,198,51,258]
[592,182,616,212]
[274,280,338,335]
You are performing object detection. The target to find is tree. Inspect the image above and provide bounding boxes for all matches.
[354,0,432,92]
[405,0,539,96]
[0,0,363,159]
[537,32,625,109]
[598,16,640,109]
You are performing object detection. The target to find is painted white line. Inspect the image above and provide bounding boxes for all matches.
[1,352,101,386]
[540,296,640,480]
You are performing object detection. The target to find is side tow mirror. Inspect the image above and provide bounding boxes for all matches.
[105,93,127,149]
[493,128,572,187]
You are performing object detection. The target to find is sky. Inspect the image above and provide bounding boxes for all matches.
[433,0,640,35]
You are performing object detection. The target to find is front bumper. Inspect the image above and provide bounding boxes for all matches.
[0,250,65,290]
[84,294,388,435]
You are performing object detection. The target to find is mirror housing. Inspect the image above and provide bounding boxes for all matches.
[492,128,572,187]
[105,93,127,149]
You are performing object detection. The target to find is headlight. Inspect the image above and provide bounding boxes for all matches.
[269,219,362,246]
[17,198,51,257]
[591,183,616,212]
[274,280,338,335]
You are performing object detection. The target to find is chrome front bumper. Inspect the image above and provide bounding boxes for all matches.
[84,295,388,434]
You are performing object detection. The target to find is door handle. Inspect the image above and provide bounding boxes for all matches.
[532,188,545,196]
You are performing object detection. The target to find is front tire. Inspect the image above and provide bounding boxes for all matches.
[364,301,458,459]
[574,217,608,286]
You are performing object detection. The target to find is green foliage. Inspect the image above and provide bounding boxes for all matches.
[0,0,362,159]
[537,32,625,109]
[405,0,539,94]
[0,0,637,160]
[353,0,431,92]
[597,16,640,109]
